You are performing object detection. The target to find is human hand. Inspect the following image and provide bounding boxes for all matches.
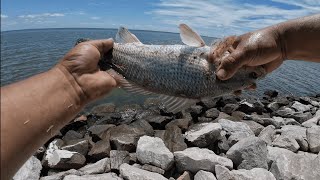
[211,27,284,81]
[56,38,117,104]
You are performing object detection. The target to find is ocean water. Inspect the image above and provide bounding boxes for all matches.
[1,29,319,110]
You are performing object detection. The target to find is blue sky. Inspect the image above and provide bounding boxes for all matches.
[1,0,319,37]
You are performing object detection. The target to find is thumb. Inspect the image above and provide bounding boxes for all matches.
[216,49,249,80]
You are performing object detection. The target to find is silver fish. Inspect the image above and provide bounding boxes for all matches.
[106,24,266,113]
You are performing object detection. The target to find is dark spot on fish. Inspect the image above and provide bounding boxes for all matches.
[193,56,197,59]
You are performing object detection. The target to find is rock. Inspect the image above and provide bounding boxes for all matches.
[217,130,230,152]
[199,97,219,109]
[291,101,312,112]
[177,171,191,180]
[217,95,239,107]
[194,170,216,180]
[226,136,268,170]
[205,108,220,119]
[231,111,246,121]
[141,164,165,175]
[88,139,111,159]
[307,126,320,153]
[241,120,264,136]
[115,103,142,112]
[109,124,146,152]
[280,125,308,151]
[215,165,276,180]
[260,117,284,128]
[88,124,115,139]
[63,130,84,144]
[165,118,191,131]
[63,173,122,180]
[197,117,213,123]
[47,150,86,169]
[13,156,42,180]
[272,135,300,152]
[174,147,233,173]
[291,112,313,123]
[146,115,172,129]
[129,153,137,164]
[283,118,300,125]
[161,125,187,152]
[302,110,320,127]
[42,139,64,167]
[79,157,111,174]
[273,107,295,118]
[185,123,222,147]
[268,146,320,180]
[143,97,161,109]
[300,96,320,107]
[61,140,89,156]
[40,169,83,180]
[221,104,239,115]
[275,96,290,106]
[35,146,46,160]
[91,103,116,114]
[189,105,204,116]
[136,136,174,170]
[218,119,254,146]
[120,163,167,180]
[110,150,130,170]
[264,90,278,98]
[258,125,276,145]
[130,119,154,136]
[267,102,280,112]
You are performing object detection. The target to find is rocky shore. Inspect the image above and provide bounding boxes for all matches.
[14,90,320,180]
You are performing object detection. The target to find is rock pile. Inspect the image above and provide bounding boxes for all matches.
[15,91,320,180]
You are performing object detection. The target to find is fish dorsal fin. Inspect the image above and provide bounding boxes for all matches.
[116,27,142,44]
[159,94,198,113]
[107,69,154,95]
[179,24,206,47]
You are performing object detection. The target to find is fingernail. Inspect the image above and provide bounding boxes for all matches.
[217,69,227,80]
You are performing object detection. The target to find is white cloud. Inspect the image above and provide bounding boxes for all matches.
[18,13,65,19]
[150,0,320,37]
[91,16,101,20]
[1,14,8,18]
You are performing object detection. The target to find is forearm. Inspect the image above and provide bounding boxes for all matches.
[277,14,320,61]
[1,65,85,180]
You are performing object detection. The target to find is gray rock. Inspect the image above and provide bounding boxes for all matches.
[241,120,264,136]
[146,115,172,129]
[136,136,174,170]
[273,107,295,117]
[215,165,276,180]
[177,171,191,180]
[130,119,154,136]
[110,150,130,170]
[258,125,276,145]
[88,124,115,139]
[13,156,42,180]
[215,112,233,121]
[197,117,213,123]
[141,164,165,175]
[291,112,313,123]
[199,97,219,109]
[272,135,300,152]
[40,169,83,180]
[205,108,220,119]
[63,173,122,180]
[217,130,230,152]
[300,96,320,107]
[218,119,254,146]
[283,118,300,125]
[280,125,308,151]
[160,125,187,152]
[261,117,284,128]
[91,103,116,114]
[302,110,320,127]
[47,150,86,169]
[79,158,111,174]
[42,139,64,167]
[268,146,320,180]
[88,139,111,159]
[189,105,203,115]
[165,118,191,131]
[226,136,268,170]
[267,102,280,112]
[307,126,320,153]
[120,163,167,180]
[194,170,216,180]
[174,147,233,173]
[291,101,312,112]
[63,130,83,144]
[184,123,222,147]
[61,140,89,156]
[109,124,146,152]
[231,111,247,121]
[221,104,239,115]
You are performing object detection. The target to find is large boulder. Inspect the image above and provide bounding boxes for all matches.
[280,125,308,151]
[291,101,312,112]
[120,163,167,180]
[13,156,42,180]
[271,135,300,152]
[215,165,275,180]
[156,125,187,152]
[226,136,268,170]
[174,147,233,173]
[184,123,222,147]
[110,150,130,170]
[307,126,320,153]
[88,139,111,159]
[136,136,174,170]
[194,170,216,180]
[258,125,276,145]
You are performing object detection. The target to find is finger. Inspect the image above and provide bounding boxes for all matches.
[87,38,114,55]
[216,49,249,80]
[262,58,283,73]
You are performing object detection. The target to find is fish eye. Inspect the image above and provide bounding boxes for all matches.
[193,56,197,59]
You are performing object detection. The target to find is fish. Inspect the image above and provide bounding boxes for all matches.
[102,24,266,113]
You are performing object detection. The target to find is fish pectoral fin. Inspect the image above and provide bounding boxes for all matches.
[159,94,198,114]
[179,24,206,47]
[116,27,142,44]
[107,69,154,95]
